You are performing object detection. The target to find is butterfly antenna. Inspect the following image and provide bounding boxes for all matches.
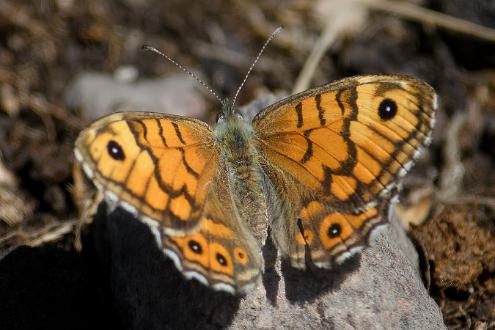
[142,45,226,107]
[229,26,283,114]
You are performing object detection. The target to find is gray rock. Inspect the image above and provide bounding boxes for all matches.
[93,203,445,329]
[230,210,445,329]
[65,71,207,120]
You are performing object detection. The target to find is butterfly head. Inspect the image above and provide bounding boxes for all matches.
[214,102,255,159]
[216,97,241,122]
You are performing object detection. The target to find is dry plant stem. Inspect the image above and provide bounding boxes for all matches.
[28,221,76,246]
[293,0,495,93]
[439,111,465,198]
[438,194,495,210]
[292,16,344,94]
[0,220,77,248]
[0,231,18,245]
[357,0,495,43]
[293,0,367,93]
[74,190,103,252]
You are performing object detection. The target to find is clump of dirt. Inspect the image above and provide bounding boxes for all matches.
[412,204,495,328]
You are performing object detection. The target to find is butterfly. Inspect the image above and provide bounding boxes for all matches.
[74,74,437,294]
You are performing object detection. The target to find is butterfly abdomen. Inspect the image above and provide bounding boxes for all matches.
[215,116,270,243]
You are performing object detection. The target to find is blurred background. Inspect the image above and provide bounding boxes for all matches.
[0,0,495,328]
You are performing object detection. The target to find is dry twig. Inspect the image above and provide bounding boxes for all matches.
[357,0,495,43]
[293,0,367,93]
[439,111,466,198]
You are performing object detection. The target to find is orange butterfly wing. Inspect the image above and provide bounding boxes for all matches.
[75,112,217,235]
[254,75,437,267]
[75,112,263,293]
[254,75,436,211]
[163,167,262,294]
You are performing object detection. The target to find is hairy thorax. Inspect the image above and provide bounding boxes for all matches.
[214,115,270,243]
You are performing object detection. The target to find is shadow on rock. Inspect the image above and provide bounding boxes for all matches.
[91,203,241,330]
[261,235,281,306]
[282,253,361,303]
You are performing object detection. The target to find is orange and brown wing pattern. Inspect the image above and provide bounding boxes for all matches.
[265,164,389,269]
[284,196,387,268]
[254,75,437,212]
[294,200,385,267]
[74,112,218,235]
[162,169,263,294]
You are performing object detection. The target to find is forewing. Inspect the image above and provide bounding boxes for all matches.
[75,112,218,235]
[254,75,437,212]
[255,75,437,267]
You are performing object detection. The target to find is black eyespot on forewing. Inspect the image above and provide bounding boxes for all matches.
[188,240,203,254]
[327,223,341,238]
[107,140,125,160]
[378,98,397,120]
[216,253,227,266]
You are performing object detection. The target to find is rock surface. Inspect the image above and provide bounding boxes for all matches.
[65,72,207,120]
[92,202,446,329]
